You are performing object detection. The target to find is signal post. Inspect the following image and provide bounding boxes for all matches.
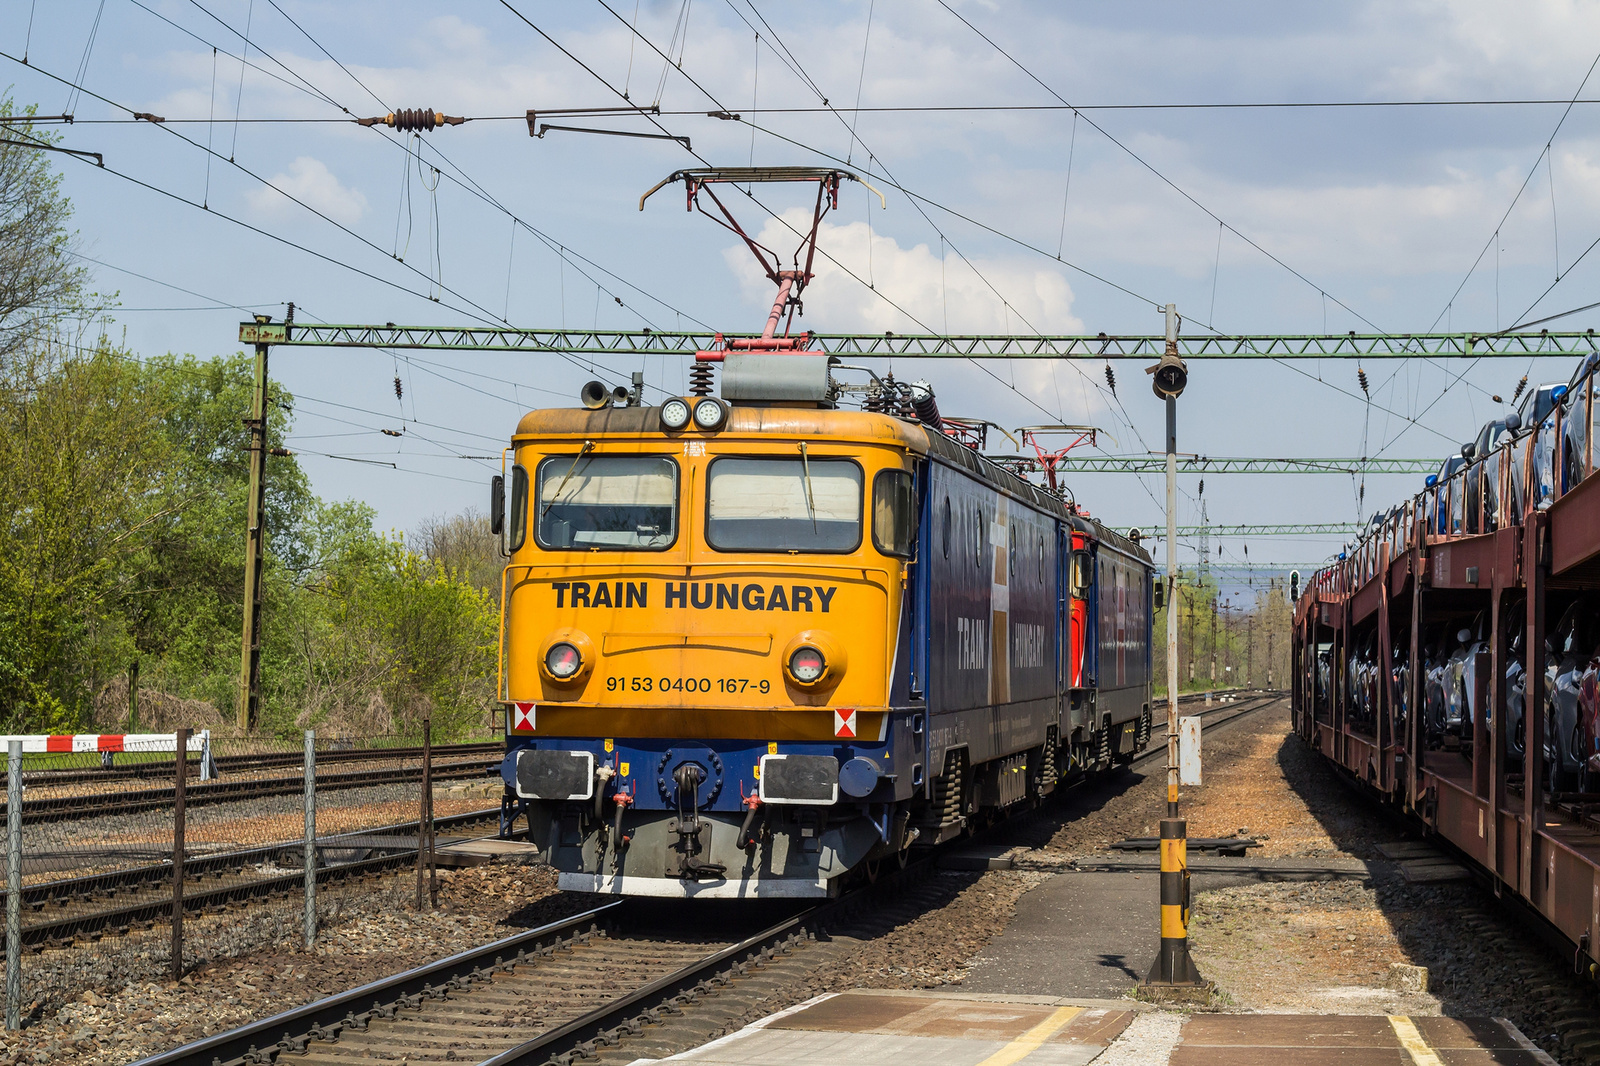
[1143,305,1208,997]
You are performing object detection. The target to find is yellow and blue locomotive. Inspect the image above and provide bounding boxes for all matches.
[490,166,1154,897]
[491,356,1154,897]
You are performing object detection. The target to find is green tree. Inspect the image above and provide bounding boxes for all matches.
[0,100,96,365]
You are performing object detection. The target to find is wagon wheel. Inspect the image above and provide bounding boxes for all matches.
[895,839,913,869]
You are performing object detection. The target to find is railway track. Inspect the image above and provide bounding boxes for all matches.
[7,808,505,959]
[131,900,819,1066]
[1130,689,1286,769]
[133,692,1288,1066]
[6,753,499,825]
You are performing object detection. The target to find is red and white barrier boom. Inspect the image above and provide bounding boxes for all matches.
[0,730,216,778]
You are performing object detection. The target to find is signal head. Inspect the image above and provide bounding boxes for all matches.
[1147,352,1188,399]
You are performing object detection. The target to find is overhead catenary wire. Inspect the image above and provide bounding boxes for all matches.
[934,0,1386,337]
[585,1,1137,438]
[1,54,681,399]
[1427,46,1600,331]
[124,0,717,340]
[65,97,1600,124]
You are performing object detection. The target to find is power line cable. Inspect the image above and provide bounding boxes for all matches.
[1427,46,1600,331]
[934,0,1385,335]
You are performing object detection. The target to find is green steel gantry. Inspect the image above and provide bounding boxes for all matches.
[1145,523,1364,538]
[239,322,1600,360]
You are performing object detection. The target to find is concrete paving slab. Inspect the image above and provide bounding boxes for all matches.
[1399,859,1471,883]
[938,844,1019,871]
[641,991,1134,1065]
[1170,1014,1555,1066]
[958,871,1158,997]
[1376,841,1440,859]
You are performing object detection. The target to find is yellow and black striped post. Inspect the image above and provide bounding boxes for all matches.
[1150,816,1201,984]
[1143,307,1205,994]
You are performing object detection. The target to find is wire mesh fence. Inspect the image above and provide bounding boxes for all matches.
[0,723,505,1028]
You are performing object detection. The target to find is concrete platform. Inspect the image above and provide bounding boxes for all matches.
[632,990,1141,1065]
[628,991,1557,1065]
[1172,1014,1556,1065]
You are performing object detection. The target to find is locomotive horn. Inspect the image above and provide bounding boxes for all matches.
[580,380,613,409]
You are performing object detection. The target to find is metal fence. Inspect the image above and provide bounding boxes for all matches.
[0,722,503,1029]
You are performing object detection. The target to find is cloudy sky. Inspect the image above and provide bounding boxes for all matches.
[8,1,1600,571]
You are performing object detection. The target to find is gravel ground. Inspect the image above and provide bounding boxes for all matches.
[1053,700,1600,1066]
[15,700,1600,1065]
[0,858,604,1066]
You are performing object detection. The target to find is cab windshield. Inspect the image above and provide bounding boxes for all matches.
[706,457,862,552]
[535,454,677,550]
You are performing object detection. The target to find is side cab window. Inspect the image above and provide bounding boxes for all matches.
[872,469,916,557]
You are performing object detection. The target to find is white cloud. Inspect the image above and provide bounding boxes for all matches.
[726,208,1084,336]
[718,208,1104,424]
[246,157,369,226]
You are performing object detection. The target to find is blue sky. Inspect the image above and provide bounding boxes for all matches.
[8,1,1600,570]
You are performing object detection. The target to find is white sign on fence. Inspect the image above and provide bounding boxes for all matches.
[1179,715,1202,786]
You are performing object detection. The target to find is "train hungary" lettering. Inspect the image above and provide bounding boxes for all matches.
[549,581,838,612]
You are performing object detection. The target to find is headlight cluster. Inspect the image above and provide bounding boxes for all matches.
[659,396,727,432]
[659,398,691,431]
[692,397,727,430]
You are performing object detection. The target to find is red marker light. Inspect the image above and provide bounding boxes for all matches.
[545,641,582,679]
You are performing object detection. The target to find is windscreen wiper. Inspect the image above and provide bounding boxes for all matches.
[541,440,595,518]
[798,442,818,533]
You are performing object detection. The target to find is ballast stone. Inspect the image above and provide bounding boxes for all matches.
[1387,962,1429,994]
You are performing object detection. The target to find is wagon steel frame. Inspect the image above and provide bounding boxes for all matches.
[1293,352,1600,968]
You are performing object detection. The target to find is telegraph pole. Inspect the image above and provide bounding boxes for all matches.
[1247,615,1254,688]
[1209,596,1218,685]
[1143,304,1203,994]
[1186,586,1195,686]
[237,310,287,731]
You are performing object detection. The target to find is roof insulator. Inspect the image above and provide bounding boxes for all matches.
[358,109,465,131]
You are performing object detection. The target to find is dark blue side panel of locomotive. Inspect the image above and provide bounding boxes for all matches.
[1089,546,1152,724]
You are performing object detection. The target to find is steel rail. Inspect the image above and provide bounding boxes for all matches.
[480,910,819,1066]
[1130,691,1285,769]
[126,903,628,1066]
[5,809,502,958]
[4,757,495,825]
[241,321,1600,360]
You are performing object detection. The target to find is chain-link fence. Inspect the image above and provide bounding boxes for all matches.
[0,723,505,1028]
